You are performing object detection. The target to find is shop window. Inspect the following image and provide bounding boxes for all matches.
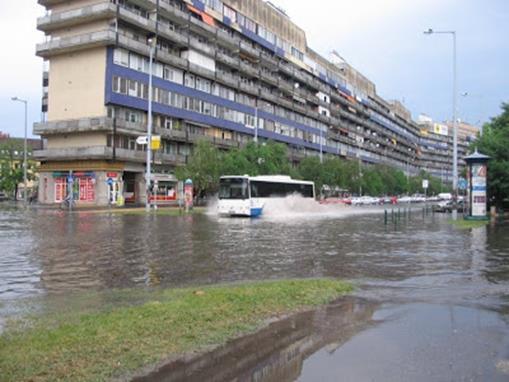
[55,178,67,202]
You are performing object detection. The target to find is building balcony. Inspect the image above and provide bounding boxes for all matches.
[239,82,259,96]
[157,24,188,47]
[36,29,116,58]
[216,51,239,67]
[188,63,216,82]
[259,91,279,104]
[34,145,187,166]
[216,72,238,88]
[34,146,111,161]
[34,117,113,136]
[260,71,279,86]
[118,7,157,33]
[37,2,116,32]
[239,61,259,78]
[239,41,259,59]
[157,49,188,70]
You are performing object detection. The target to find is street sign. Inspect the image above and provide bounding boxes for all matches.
[151,135,161,150]
[107,178,114,186]
[136,136,148,145]
[67,175,74,184]
[136,136,161,150]
[458,178,468,190]
[422,180,429,189]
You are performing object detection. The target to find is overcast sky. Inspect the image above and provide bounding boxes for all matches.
[0,0,508,138]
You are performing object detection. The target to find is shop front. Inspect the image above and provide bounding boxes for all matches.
[149,174,180,206]
[38,161,125,207]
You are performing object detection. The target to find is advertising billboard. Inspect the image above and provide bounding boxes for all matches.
[433,123,449,136]
[470,164,487,217]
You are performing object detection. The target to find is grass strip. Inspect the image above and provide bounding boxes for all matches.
[0,279,352,382]
[449,218,490,229]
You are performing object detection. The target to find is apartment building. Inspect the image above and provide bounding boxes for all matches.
[36,0,446,206]
[417,116,478,182]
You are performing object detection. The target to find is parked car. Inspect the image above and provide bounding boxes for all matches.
[0,192,9,201]
[433,200,465,213]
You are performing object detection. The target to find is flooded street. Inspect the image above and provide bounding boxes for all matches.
[1,201,509,380]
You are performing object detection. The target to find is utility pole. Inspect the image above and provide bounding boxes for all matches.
[145,34,156,211]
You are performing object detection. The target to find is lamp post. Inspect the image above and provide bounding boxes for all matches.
[145,34,156,211]
[254,104,258,144]
[424,28,458,201]
[11,97,28,204]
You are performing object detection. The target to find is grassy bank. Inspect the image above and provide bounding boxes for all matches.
[0,279,352,382]
[449,218,490,229]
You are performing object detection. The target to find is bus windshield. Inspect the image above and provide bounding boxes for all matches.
[219,178,249,200]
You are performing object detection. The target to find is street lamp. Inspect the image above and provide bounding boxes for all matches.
[11,97,28,204]
[424,28,458,200]
[145,34,156,211]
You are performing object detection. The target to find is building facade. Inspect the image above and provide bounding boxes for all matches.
[35,0,462,206]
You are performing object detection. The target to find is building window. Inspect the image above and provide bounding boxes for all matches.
[113,48,129,67]
[184,73,195,88]
[223,5,236,22]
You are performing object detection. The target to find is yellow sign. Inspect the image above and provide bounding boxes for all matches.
[433,123,449,136]
[151,136,161,150]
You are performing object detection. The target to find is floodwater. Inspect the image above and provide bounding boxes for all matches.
[1,200,509,381]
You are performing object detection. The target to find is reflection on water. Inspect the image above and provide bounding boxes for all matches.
[131,297,377,382]
[298,303,509,382]
[1,204,508,308]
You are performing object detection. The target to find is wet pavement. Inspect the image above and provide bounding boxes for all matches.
[1,201,509,381]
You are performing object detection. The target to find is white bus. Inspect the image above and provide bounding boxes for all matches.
[218,175,315,217]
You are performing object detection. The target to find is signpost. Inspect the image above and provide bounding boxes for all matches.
[458,178,467,191]
[137,135,161,210]
[422,179,429,198]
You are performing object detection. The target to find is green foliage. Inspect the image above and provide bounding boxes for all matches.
[0,140,35,200]
[176,140,291,195]
[175,139,223,197]
[296,156,323,190]
[0,279,352,382]
[474,103,509,207]
[177,139,446,197]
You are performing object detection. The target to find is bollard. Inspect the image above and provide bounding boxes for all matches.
[384,210,388,225]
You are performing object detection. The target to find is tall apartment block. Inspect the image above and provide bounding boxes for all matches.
[35,0,466,206]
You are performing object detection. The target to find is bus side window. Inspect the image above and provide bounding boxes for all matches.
[250,182,259,197]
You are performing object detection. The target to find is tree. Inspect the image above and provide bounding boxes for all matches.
[237,141,291,176]
[0,140,30,200]
[297,156,324,191]
[175,140,222,198]
[474,102,509,207]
